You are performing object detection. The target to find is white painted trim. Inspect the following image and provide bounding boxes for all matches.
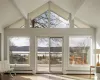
[29,3,49,20]
[65,70,95,74]
[29,1,69,20]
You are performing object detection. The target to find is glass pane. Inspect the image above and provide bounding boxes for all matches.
[10,54,29,64]
[96,42,100,65]
[0,33,0,60]
[50,11,69,28]
[37,38,49,72]
[50,37,62,72]
[31,11,49,28]
[31,11,69,28]
[9,37,30,64]
[69,36,92,65]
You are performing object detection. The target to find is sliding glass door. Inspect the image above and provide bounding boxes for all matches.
[37,37,63,73]
[37,37,49,72]
[50,37,63,72]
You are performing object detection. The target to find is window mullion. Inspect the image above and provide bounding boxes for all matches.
[48,2,51,28]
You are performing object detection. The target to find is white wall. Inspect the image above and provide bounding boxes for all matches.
[3,1,96,74]
[4,28,95,74]
[96,28,100,49]
[0,27,4,61]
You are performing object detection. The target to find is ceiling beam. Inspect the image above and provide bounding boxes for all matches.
[10,0,27,19]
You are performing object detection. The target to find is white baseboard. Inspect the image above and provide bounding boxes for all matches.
[12,70,95,75]
[64,70,95,74]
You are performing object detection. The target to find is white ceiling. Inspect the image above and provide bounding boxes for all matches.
[0,0,100,28]
[51,0,85,16]
[75,0,100,28]
[0,0,22,28]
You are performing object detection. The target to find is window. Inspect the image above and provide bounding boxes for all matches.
[69,36,92,65]
[9,37,30,64]
[31,11,69,28]
[50,12,69,28]
[37,38,49,65]
[96,42,100,65]
[0,34,1,61]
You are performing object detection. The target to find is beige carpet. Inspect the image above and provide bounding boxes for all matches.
[60,75,95,80]
[0,74,75,80]
[0,74,96,80]
[0,75,31,80]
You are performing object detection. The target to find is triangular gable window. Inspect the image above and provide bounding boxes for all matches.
[31,11,69,28]
[31,11,49,28]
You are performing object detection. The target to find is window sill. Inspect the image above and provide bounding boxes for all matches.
[69,64,90,67]
[10,64,30,67]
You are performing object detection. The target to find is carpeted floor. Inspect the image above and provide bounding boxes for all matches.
[0,74,95,80]
[0,74,74,80]
[68,74,94,79]
[0,74,32,80]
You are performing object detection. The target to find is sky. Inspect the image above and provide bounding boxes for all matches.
[9,36,91,47]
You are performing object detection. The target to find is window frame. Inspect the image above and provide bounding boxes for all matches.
[68,35,93,67]
[8,36,30,65]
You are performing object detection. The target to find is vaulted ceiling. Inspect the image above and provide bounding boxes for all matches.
[0,0,100,28]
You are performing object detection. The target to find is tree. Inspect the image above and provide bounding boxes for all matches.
[76,37,91,64]
[31,11,69,28]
